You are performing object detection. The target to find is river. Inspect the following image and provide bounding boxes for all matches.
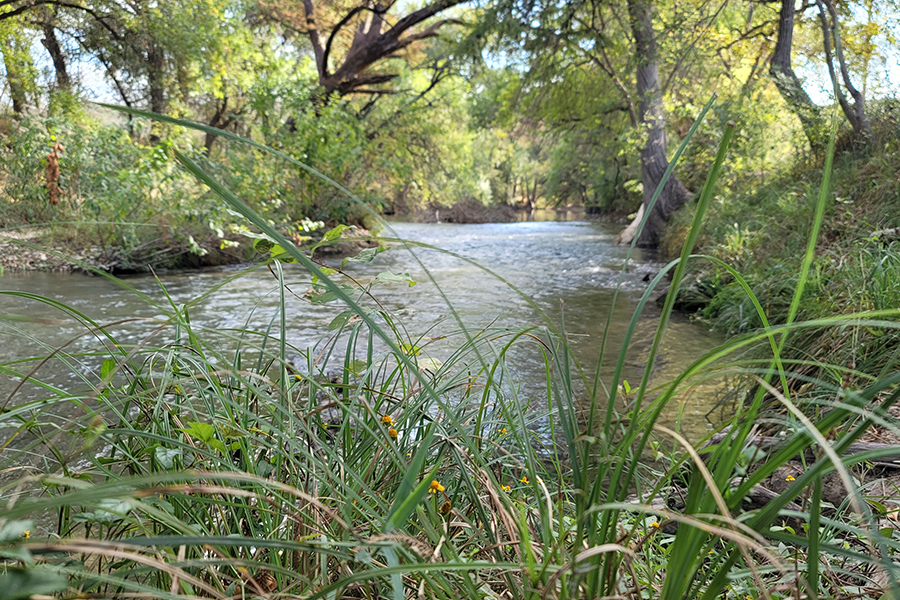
[0,220,726,445]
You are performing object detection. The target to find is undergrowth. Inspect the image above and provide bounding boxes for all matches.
[1,102,899,599]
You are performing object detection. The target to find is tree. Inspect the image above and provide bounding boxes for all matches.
[814,0,874,143]
[0,18,37,114]
[262,0,470,98]
[770,0,828,154]
[620,0,693,247]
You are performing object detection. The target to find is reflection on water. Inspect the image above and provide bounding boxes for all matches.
[0,221,727,443]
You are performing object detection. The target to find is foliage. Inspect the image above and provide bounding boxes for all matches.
[1,107,900,600]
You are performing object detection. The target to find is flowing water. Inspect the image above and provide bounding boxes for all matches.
[0,221,727,446]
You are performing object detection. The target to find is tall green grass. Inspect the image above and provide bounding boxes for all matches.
[1,103,899,599]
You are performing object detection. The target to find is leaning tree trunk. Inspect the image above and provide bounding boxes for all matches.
[815,0,874,145]
[40,9,70,91]
[770,0,827,156]
[620,0,692,248]
[0,27,31,114]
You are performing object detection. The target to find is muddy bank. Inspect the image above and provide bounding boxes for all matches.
[0,227,377,274]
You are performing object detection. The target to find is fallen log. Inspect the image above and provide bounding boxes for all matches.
[704,429,900,469]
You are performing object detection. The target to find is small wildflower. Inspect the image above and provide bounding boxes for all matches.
[428,480,445,494]
[406,452,411,458]
[500,428,507,435]
[22,530,30,539]
[388,428,398,439]
[381,415,393,427]
[785,475,796,482]
[708,550,714,555]
[649,522,659,529]
[501,485,511,492]
[520,475,529,484]
[440,500,452,515]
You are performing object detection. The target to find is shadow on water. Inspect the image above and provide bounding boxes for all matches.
[0,221,728,454]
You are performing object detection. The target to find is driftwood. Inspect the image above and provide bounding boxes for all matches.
[868,227,900,242]
[705,429,900,470]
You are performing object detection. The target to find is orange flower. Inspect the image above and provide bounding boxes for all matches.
[388,428,398,439]
[520,476,529,484]
[381,415,393,427]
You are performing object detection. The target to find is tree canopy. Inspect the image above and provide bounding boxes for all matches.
[1,0,897,249]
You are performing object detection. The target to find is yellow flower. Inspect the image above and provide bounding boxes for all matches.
[500,428,507,435]
[520,476,529,484]
[440,500,452,515]
[428,480,445,494]
[22,530,30,539]
[381,415,393,427]
[388,428,398,439]
[649,522,659,529]
[785,475,796,482]
[501,485,511,492]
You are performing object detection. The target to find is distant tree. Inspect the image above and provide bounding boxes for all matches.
[261,0,470,98]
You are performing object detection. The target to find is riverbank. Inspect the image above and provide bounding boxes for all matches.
[3,215,897,599]
[0,225,377,274]
[661,120,900,437]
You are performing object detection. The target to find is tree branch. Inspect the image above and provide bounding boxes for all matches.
[301,0,327,80]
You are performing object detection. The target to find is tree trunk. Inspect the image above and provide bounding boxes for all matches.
[815,0,874,144]
[299,0,469,98]
[0,28,31,114]
[40,10,69,90]
[146,40,166,114]
[770,0,827,155]
[623,0,692,248]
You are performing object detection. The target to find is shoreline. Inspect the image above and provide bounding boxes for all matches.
[0,226,379,275]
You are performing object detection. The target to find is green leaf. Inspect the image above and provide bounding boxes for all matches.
[343,245,387,267]
[347,359,368,375]
[310,268,339,285]
[253,237,275,253]
[374,271,416,287]
[324,224,351,242]
[306,283,358,305]
[207,438,228,454]
[308,224,353,254]
[94,499,131,522]
[401,343,421,356]
[180,422,216,443]
[100,358,116,380]
[154,446,182,469]
[0,568,68,600]
[328,310,358,331]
